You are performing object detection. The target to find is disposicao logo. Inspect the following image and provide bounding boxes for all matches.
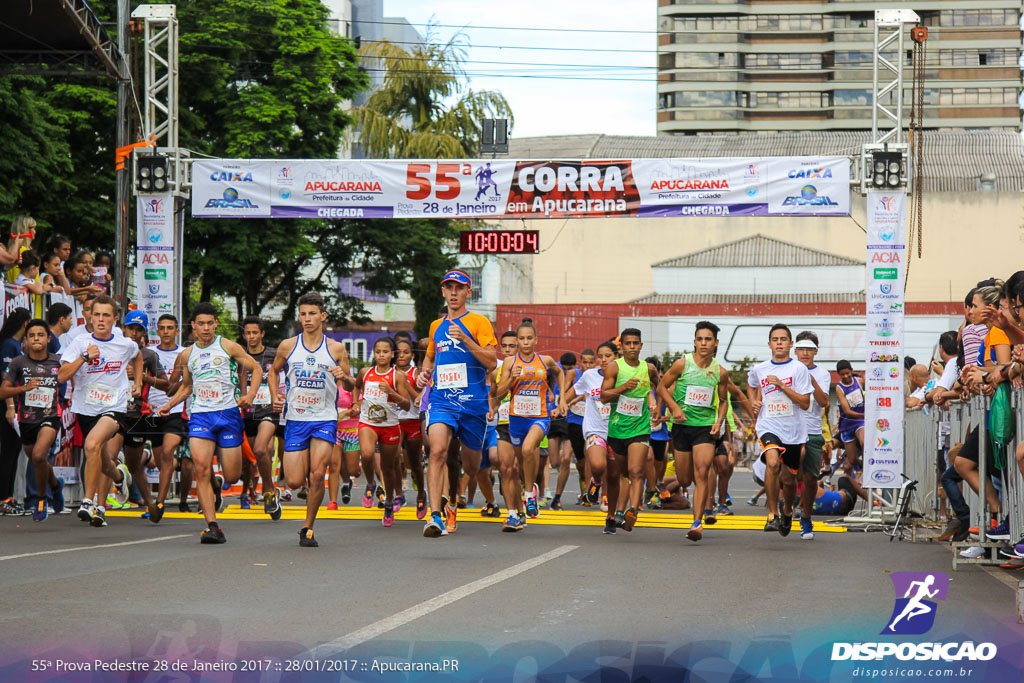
[832,571,997,662]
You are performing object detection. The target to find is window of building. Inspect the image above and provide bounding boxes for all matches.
[354,339,367,362]
[342,339,353,357]
[463,267,483,304]
[659,92,676,109]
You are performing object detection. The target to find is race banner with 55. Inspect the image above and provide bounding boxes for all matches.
[191,157,851,220]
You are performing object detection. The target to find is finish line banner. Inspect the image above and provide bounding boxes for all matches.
[191,157,851,220]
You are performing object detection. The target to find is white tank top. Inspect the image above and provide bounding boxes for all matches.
[285,335,339,422]
[359,365,400,427]
[188,336,239,413]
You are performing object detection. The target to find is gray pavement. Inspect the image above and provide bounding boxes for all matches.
[0,474,1018,680]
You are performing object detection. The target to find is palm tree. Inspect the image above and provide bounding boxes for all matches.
[352,30,513,159]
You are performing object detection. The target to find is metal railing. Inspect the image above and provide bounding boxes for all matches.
[904,389,1024,568]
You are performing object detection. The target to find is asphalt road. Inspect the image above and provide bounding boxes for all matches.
[0,474,1018,681]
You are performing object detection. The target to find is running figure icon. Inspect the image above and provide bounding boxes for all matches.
[475,163,500,201]
[887,575,939,633]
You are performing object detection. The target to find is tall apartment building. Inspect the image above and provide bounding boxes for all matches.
[656,1,1022,133]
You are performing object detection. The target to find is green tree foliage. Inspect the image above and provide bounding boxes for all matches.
[353,33,513,159]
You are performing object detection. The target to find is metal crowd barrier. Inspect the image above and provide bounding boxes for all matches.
[904,390,1024,568]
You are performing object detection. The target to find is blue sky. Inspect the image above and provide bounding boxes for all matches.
[383,1,657,139]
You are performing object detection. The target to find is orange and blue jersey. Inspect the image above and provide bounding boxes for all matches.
[509,352,550,419]
[426,312,497,417]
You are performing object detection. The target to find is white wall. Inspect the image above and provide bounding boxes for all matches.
[652,265,863,295]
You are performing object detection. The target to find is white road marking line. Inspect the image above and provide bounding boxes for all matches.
[0,534,191,561]
[315,544,579,655]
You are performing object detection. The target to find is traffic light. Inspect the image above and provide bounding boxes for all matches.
[136,154,170,194]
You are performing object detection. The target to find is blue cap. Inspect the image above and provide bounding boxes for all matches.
[124,310,149,329]
[441,270,472,286]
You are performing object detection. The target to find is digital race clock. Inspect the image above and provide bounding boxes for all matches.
[459,230,540,254]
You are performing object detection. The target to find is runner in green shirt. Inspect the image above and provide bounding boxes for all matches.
[600,328,659,532]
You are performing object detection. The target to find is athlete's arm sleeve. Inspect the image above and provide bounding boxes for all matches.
[59,336,81,365]
[746,369,757,388]
[795,367,813,394]
[469,314,497,348]
[425,319,441,360]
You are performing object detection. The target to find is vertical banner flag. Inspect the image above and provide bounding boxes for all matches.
[863,191,907,488]
[136,194,176,343]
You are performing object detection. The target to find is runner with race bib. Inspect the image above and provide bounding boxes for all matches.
[746,324,813,538]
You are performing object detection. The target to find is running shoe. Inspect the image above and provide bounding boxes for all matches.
[800,518,814,540]
[90,506,107,527]
[297,486,309,500]
[549,496,563,511]
[657,482,671,500]
[200,525,226,544]
[113,463,133,505]
[279,488,293,502]
[240,496,250,510]
[375,485,386,509]
[646,491,662,509]
[503,514,524,532]
[704,508,717,525]
[415,497,427,520]
[50,477,65,514]
[600,495,608,513]
[936,518,961,542]
[213,474,224,513]
[445,501,458,533]
[326,501,338,511]
[540,488,553,507]
[298,527,318,547]
[746,495,759,507]
[716,503,732,517]
[602,517,617,534]
[382,506,394,528]
[178,500,192,513]
[959,546,984,559]
[951,525,971,543]
[622,507,638,532]
[525,493,539,519]
[724,494,733,507]
[32,500,47,522]
[221,477,231,491]
[518,511,528,528]
[148,502,164,524]
[457,495,467,509]
[423,512,447,538]
[586,479,601,504]
[394,495,406,510]
[763,515,781,533]
[482,502,501,518]
[77,499,94,522]
[613,511,626,528]
[998,547,1024,560]
[362,485,374,508]
[777,502,793,537]
[686,520,703,542]
[264,490,282,520]
[341,480,352,504]
[988,520,1011,540]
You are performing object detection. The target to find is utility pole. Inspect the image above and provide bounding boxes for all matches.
[115,0,131,305]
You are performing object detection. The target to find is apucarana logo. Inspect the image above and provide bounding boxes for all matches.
[832,571,997,662]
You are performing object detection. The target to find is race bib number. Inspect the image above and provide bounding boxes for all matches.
[571,401,586,417]
[437,363,468,390]
[498,401,510,422]
[86,383,118,408]
[25,387,54,409]
[684,385,713,408]
[252,385,271,406]
[195,382,226,405]
[616,395,643,417]
[512,393,542,416]
[596,402,611,420]
[294,389,325,411]
[765,397,794,418]
[363,381,386,404]
[846,389,863,408]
